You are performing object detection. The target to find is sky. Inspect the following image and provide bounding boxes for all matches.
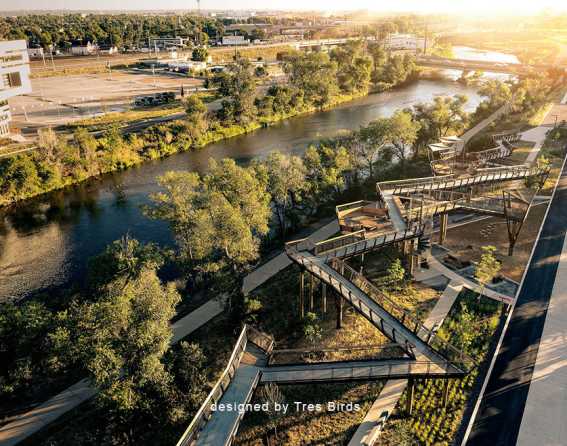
[2,0,567,13]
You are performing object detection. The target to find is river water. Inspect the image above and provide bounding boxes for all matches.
[0,47,517,301]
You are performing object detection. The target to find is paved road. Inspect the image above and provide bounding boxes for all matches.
[464,155,567,445]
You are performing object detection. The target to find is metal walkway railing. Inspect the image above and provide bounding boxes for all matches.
[286,248,470,375]
[260,358,463,384]
[176,325,274,446]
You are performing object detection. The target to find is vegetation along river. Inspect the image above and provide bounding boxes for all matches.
[3,53,515,301]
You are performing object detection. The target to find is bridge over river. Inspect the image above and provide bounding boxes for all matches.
[416,55,565,75]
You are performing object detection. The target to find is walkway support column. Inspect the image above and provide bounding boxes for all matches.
[322,282,327,314]
[309,274,315,311]
[299,271,305,319]
[407,379,415,415]
[439,213,448,245]
[406,239,416,276]
[336,294,343,329]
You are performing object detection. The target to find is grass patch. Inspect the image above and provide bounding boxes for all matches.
[235,382,384,446]
[63,105,185,131]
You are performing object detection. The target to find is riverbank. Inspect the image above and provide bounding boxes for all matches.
[0,88,370,208]
[0,77,485,302]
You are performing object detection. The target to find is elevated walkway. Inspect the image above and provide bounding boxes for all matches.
[261,358,458,384]
[312,228,418,261]
[176,325,274,446]
[377,166,547,198]
[286,247,470,376]
[195,345,265,446]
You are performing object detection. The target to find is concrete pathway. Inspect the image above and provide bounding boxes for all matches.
[242,220,339,295]
[457,103,510,153]
[522,125,550,166]
[425,254,513,304]
[348,277,464,445]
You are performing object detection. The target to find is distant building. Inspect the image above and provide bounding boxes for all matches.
[98,45,118,55]
[148,37,189,51]
[385,33,426,52]
[27,47,44,59]
[0,40,32,136]
[70,41,97,56]
[169,60,208,72]
[221,35,250,46]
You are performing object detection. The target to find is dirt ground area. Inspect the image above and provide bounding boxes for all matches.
[9,70,202,129]
[442,203,548,282]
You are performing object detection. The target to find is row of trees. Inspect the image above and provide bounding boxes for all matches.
[213,43,417,126]
[0,44,418,206]
[0,14,226,50]
[1,13,425,51]
[472,73,558,123]
[0,237,208,444]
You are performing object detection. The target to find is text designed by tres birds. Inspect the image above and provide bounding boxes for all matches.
[210,401,361,415]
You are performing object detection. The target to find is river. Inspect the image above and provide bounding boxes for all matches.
[0,47,516,301]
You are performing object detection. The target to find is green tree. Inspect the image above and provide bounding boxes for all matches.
[384,258,405,290]
[213,58,256,125]
[73,127,99,174]
[376,54,416,90]
[386,110,421,165]
[283,51,338,109]
[0,155,43,202]
[478,79,512,109]
[303,143,350,208]
[411,95,468,151]
[349,117,390,179]
[149,158,270,273]
[80,267,180,440]
[367,42,387,80]
[303,312,323,345]
[86,234,163,294]
[191,46,208,62]
[165,341,207,422]
[183,95,208,143]
[330,40,371,93]
[255,151,306,239]
[475,245,501,296]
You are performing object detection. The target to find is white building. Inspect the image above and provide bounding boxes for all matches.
[221,35,250,46]
[0,40,32,136]
[27,47,44,59]
[385,33,426,52]
[70,42,97,56]
[148,37,189,50]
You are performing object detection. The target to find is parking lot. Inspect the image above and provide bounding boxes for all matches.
[9,70,202,131]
